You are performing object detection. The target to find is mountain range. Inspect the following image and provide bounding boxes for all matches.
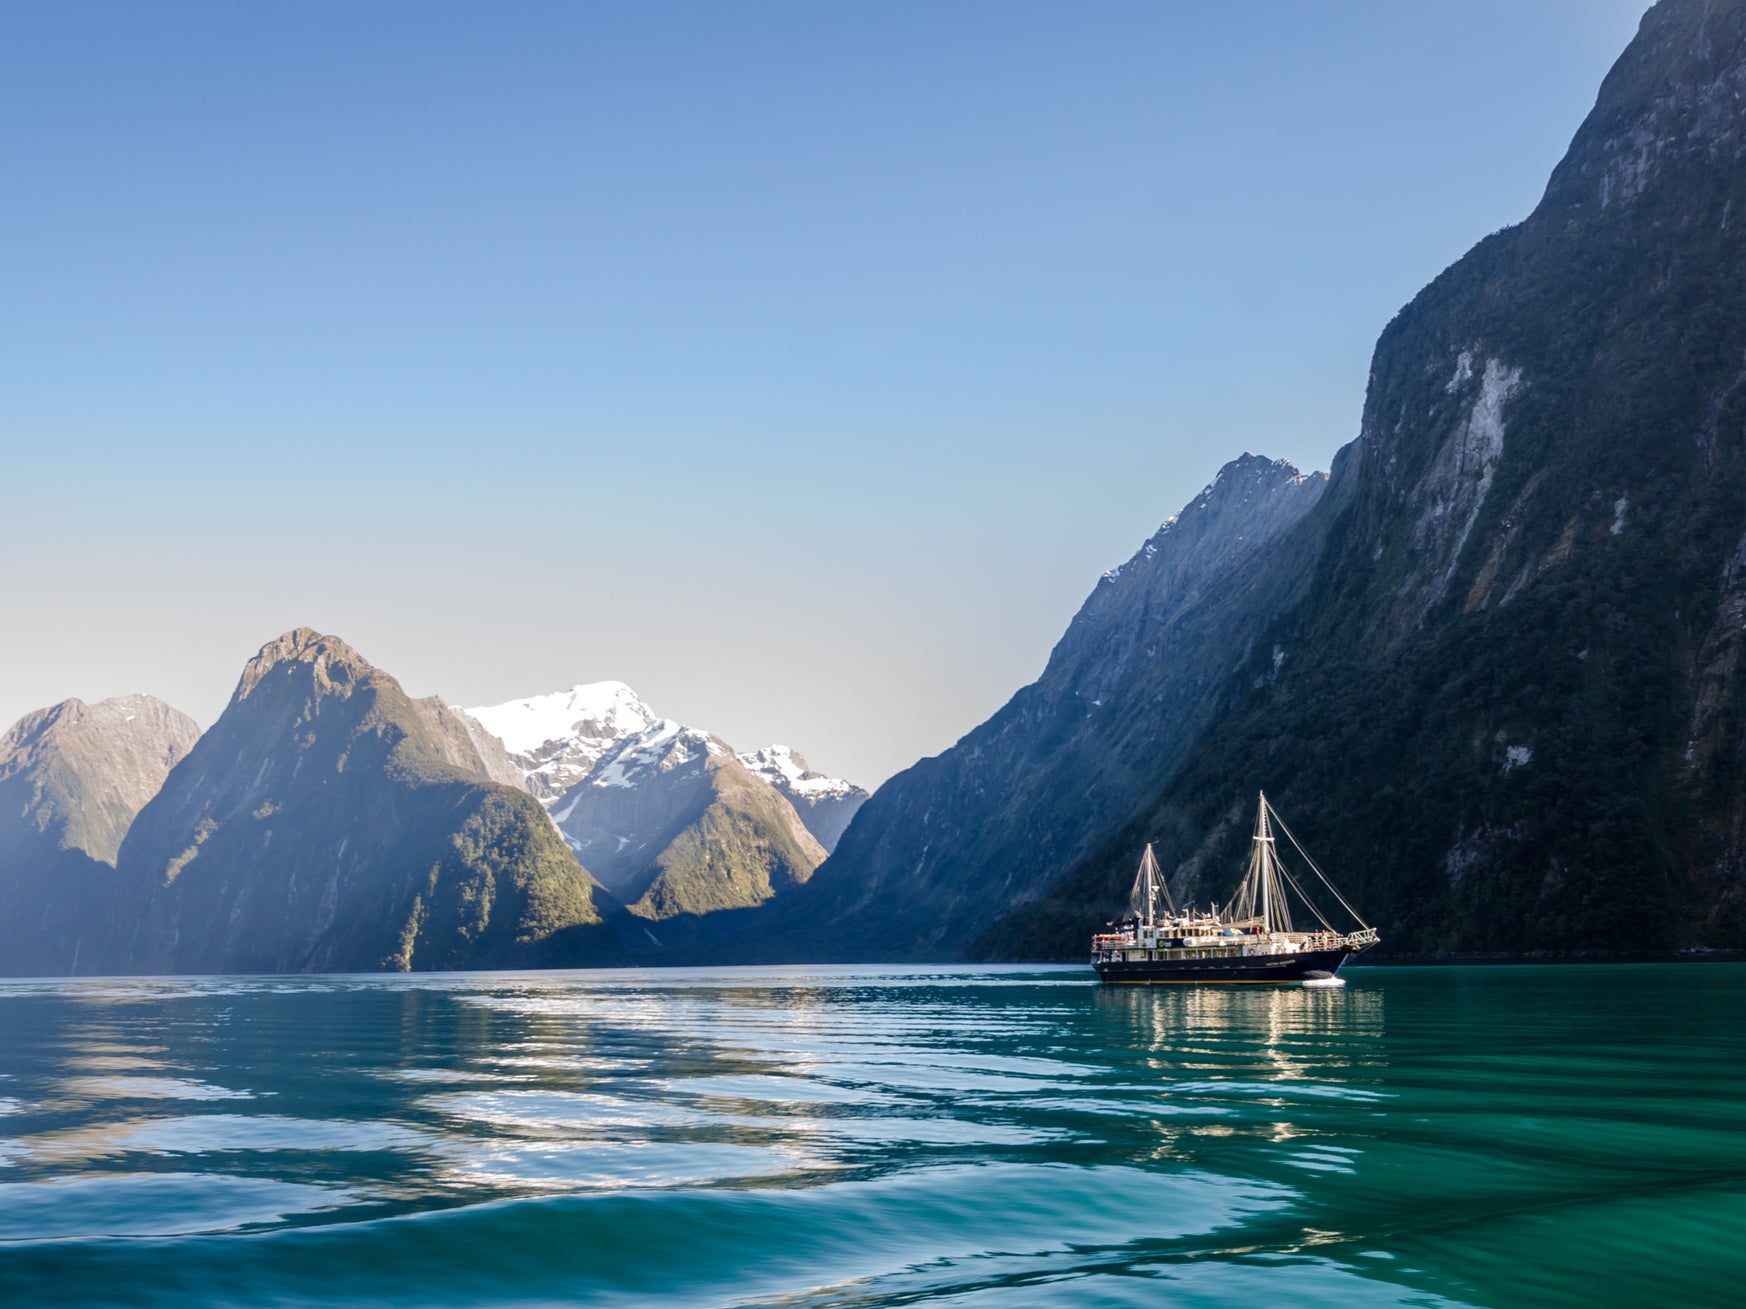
[462,686,865,945]
[713,453,1332,962]
[777,0,1746,963]
[968,0,1746,960]
[0,637,866,974]
[4,0,1745,973]
[107,629,623,973]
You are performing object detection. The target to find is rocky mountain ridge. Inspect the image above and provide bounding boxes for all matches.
[971,0,1746,960]
[106,629,623,974]
[460,685,862,945]
[736,745,870,851]
[0,694,201,976]
[719,452,1331,962]
[463,682,659,801]
[0,643,866,973]
[0,695,201,866]
[463,685,865,852]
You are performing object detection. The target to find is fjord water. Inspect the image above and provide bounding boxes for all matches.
[0,966,1740,1308]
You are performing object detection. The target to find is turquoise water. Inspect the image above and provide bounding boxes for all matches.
[0,964,1741,1308]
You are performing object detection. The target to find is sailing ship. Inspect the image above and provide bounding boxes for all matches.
[1091,792,1379,984]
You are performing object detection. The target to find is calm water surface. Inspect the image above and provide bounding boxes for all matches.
[0,964,1741,1308]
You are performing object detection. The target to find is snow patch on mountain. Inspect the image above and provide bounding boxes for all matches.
[737,745,858,800]
[738,745,869,851]
[589,720,729,791]
[465,681,655,756]
[463,682,658,801]
[464,680,868,858]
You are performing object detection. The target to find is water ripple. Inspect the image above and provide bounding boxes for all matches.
[0,963,1740,1308]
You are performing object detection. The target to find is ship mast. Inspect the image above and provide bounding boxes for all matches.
[1225,791,1294,935]
[1128,843,1174,925]
[1257,795,1272,932]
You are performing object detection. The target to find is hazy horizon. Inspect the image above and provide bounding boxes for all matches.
[1,1,1649,787]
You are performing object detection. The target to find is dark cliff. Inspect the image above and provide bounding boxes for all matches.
[978,0,1746,959]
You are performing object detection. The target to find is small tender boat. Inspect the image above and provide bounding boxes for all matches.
[1091,792,1379,984]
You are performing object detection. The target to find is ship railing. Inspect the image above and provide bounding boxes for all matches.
[1279,928,1378,950]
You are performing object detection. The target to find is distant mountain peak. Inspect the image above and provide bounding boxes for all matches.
[235,627,369,702]
[0,691,202,976]
[461,682,868,926]
[467,681,655,754]
[463,681,661,801]
[737,744,863,803]
[0,696,201,861]
[582,719,730,795]
[105,630,620,974]
[734,745,869,852]
[739,444,1331,963]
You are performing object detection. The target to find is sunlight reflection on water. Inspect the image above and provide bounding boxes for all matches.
[0,964,1740,1308]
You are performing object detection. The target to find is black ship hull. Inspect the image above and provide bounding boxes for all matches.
[1093,945,1355,985]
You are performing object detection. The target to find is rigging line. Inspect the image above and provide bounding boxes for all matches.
[1134,845,1176,921]
[1264,799,1371,930]
[1228,845,1263,923]
[1267,802,1334,893]
[1153,848,1179,917]
[1269,803,1368,930]
[1269,858,1295,933]
[1273,857,1336,933]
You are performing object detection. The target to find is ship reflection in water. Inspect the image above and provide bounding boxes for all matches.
[0,964,1741,1309]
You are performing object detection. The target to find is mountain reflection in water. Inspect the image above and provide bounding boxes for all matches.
[0,964,1741,1307]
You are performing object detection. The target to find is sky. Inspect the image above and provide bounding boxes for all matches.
[0,0,1652,787]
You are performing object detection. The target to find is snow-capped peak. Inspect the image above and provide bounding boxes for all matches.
[737,744,862,801]
[587,719,728,790]
[462,684,865,854]
[463,681,661,801]
[464,681,655,757]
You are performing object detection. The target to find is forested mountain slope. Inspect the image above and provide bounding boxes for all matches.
[109,630,622,973]
[975,0,1746,959]
[728,453,1331,961]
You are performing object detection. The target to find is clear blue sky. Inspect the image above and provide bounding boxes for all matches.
[0,1,1650,785]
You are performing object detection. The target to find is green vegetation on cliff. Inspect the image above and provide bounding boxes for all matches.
[973,0,1746,960]
[112,629,623,973]
[628,770,824,928]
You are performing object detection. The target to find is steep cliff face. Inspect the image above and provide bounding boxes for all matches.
[724,454,1329,962]
[0,696,200,976]
[979,0,1746,959]
[111,629,622,973]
